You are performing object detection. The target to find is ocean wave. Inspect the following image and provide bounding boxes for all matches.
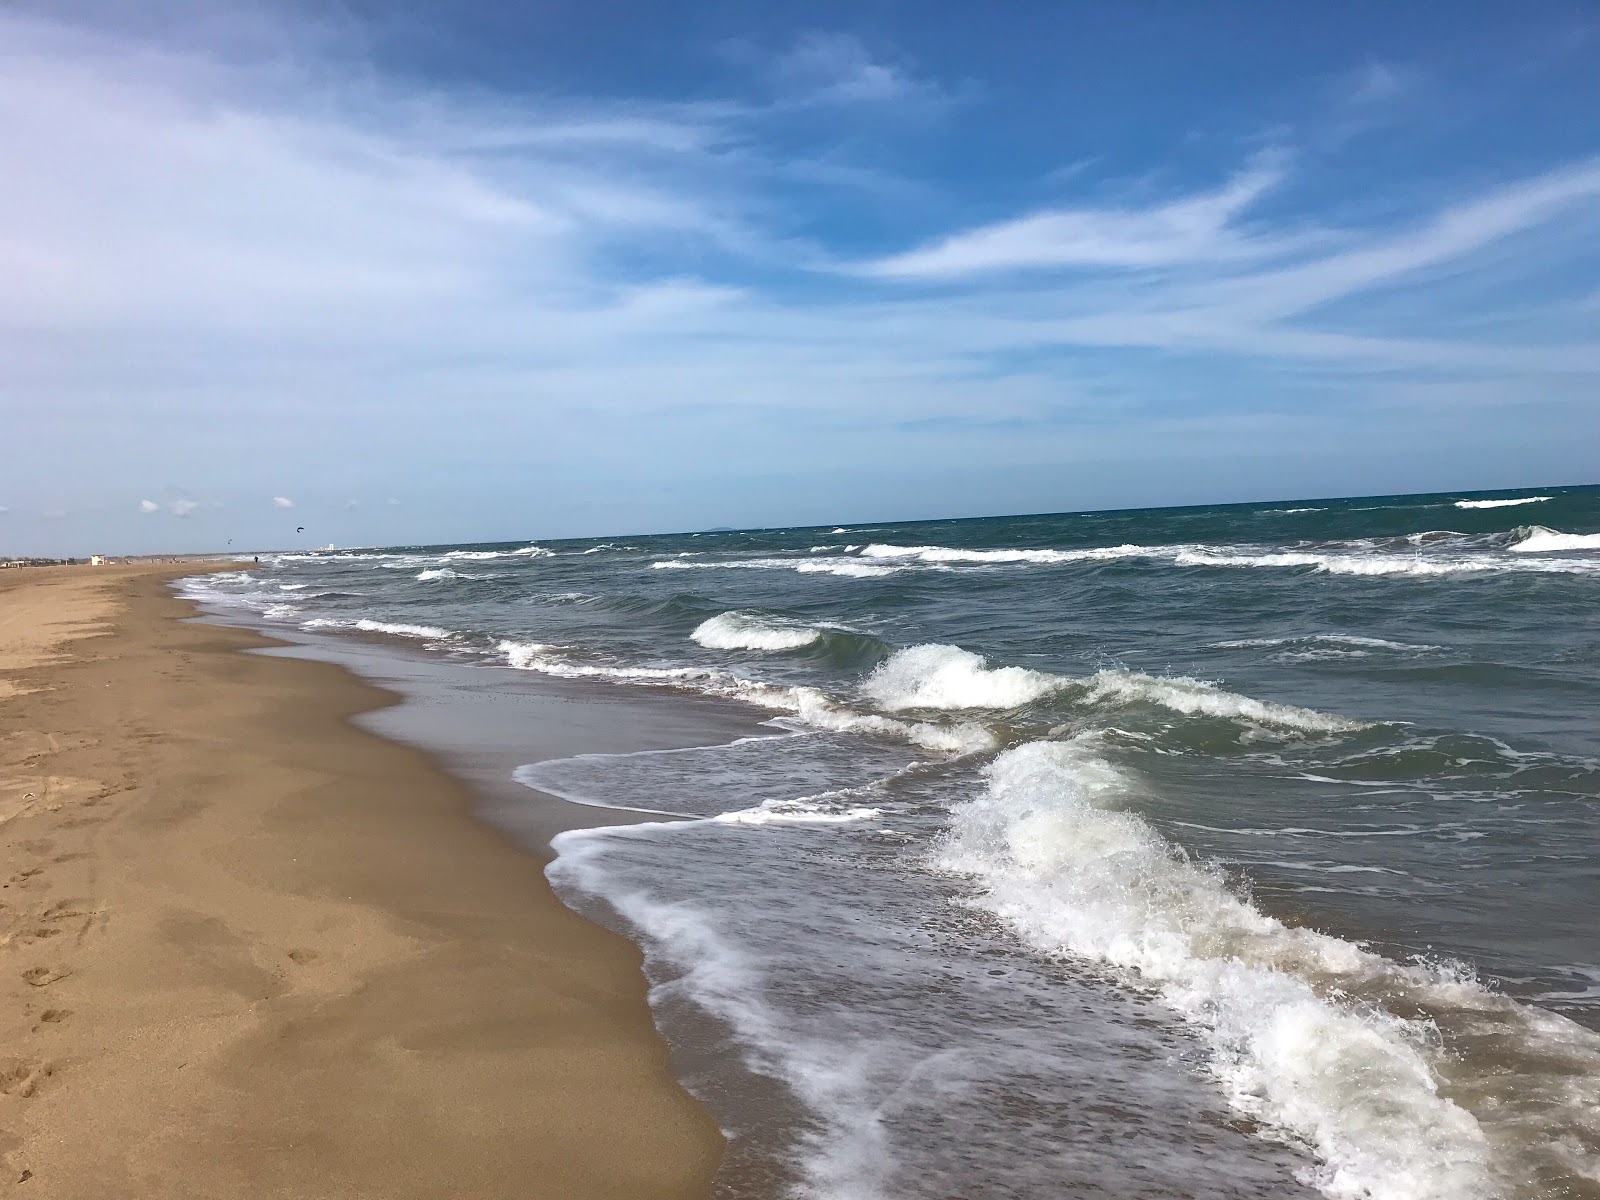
[1455,496,1552,510]
[1509,526,1600,553]
[691,612,824,652]
[828,536,1600,579]
[1081,670,1367,733]
[303,618,453,639]
[858,645,1364,734]
[1212,634,1441,654]
[653,557,901,579]
[497,640,994,755]
[857,542,1152,565]
[711,798,884,826]
[1173,548,1599,577]
[862,644,1068,710]
[939,738,1600,1200]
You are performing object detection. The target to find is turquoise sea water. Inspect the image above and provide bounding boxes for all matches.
[186,485,1600,1200]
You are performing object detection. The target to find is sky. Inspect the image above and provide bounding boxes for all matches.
[3,0,1598,555]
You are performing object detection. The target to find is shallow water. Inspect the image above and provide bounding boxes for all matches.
[183,485,1600,1199]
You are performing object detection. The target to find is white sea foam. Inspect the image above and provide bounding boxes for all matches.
[1174,548,1599,577]
[795,560,899,578]
[858,542,1155,565]
[1082,670,1367,733]
[304,617,452,639]
[862,644,1068,710]
[1267,508,1326,514]
[278,582,309,591]
[415,567,459,581]
[548,824,897,1197]
[691,612,824,652]
[497,640,994,755]
[1455,496,1551,509]
[1212,634,1441,654]
[1510,526,1600,553]
[653,557,900,579]
[712,799,883,826]
[940,738,1498,1200]
[857,645,1364,733]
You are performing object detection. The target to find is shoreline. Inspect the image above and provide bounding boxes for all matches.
[0,564,723,1197]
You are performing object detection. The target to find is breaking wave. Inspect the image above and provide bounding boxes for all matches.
[1455,497,1551,509]
[496,640,993,755]
[859,645,1366,733]
[939,738,1600,1200]
[1509,526,1600,553]
[303,617,453,640]
[691,612,824,652]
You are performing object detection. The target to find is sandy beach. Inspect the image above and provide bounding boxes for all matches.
[0,564,722,1198]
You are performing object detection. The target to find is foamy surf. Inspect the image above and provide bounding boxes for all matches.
[1509,526,1600,553]
[692,612,824,651]
[1455,497,1552,509]
[939,738,1600,1200]
[859,644,1366,734]
[303,617,454,639]
[497,640,995,755]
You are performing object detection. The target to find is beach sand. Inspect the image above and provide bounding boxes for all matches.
[0,564,722,1197]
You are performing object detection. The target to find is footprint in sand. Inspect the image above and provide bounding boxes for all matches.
[20,967,68,988]
[0,1058,55,1098]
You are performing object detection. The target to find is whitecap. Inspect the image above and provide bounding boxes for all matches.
[303,618,453,639]
[1454,496,1551,509]
[861,644,1068,711]
[940,739,1518,1200]
[497,640,994,755]
[1509,526,1600,553]
[691,612,824,652]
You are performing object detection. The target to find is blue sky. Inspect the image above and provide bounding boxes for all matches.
[2,0,1597,554]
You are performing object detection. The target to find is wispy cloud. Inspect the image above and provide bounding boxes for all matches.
[764,32,937,107]
[272,496,295,508]
[857,158,1289,277]
[140,496,206,517]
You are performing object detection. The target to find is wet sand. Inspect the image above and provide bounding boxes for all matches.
[0,564,722,1198]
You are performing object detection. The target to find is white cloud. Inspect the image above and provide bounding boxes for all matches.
[1341,60,1413,108]
[169,498,198,517]
[858,159,1289,277]
[139,498,160,512]
[272,496,294,508]
[385,497,402,506]
[767,33,930,106]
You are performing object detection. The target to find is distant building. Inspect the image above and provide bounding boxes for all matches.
[90,554,106,566]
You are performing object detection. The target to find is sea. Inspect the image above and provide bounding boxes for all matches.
[180,486,1600,1200]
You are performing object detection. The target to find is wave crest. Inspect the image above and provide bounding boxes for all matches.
[940,739,1498,1200]
[691,612,824,652]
